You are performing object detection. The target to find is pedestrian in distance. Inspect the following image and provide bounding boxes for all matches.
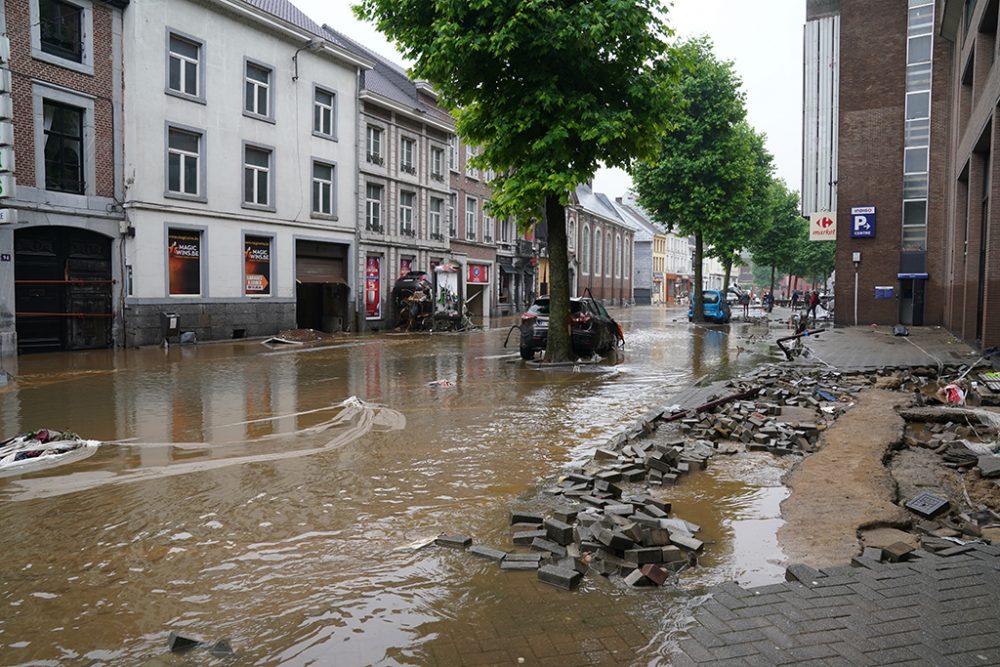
[806,290,820,324]
[791,291,800,311]
[739,291,750,319]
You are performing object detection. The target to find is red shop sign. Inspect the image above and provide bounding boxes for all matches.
[467,263,489,284]
[365,256,381,319]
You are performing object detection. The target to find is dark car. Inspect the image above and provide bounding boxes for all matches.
[519,296,622,360]
[391,271,434,329]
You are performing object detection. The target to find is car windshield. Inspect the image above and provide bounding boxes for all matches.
[703,292,720,304]
[528,299,584,316]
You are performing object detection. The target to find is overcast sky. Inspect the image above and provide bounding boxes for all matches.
[298,1,805,199]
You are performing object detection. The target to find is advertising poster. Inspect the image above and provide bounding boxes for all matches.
[365,256,381,320]
[168,229,201,296]
[467,263,489,284]
[400,257,412,276]
[244,236,271,295]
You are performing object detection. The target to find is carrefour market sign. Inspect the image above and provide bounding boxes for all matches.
[809,212,837,241]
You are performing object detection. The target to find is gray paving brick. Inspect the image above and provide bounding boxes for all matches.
[717,628,767,645]
[862,646,922,663]
[694,609,732,634]
[787,644,841,661]
[790,616,851,633]
[687,626,726,649]
[828,640,870,665]
[700,600,739,622]
[678,638,716,663]
[727,616,773,631]
[749,640,797,665]
[794,630,845,646]
[711,642,760,661]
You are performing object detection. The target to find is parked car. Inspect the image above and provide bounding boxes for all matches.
[519,296,622,360]
[688,289,732,324]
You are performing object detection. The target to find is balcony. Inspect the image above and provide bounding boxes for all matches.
[366,154,384,166]
[431,172,445,182]
[484,236,494,244]
[400,164,417,175]
[365,223,384,233]
[400,227,416,238]
[430,232,444,241]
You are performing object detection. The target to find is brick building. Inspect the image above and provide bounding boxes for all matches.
[0,0,128,356]
[832,0,1000,348]
[569,183,635,305]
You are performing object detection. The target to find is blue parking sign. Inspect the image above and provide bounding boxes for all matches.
[850,206,876,239]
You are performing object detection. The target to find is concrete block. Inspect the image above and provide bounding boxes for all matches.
[645,528,672,547]
[640,564,669,586]
[505,552,545,562]
[621,467,646,482]
[513,529,548,545]
[604,503,634,516]
[882,541,914,562]
[544,518,574,546]
[552,507,579,524]
[209,640,235,658]
[623,568,652,587]
[669,534,703,552]
[642,504,668,519]
[531,537,568,557]
[861,547,884,562]
[581,495,608,508]
[501,559,540,570]
[596,470,623,483]
[595,527,635,552]
[436,534,472,548]
[660,546,686,563]
[625,547,665,564]
[594,479,623,497]
[511,511,544,525]
[594,447,619,461]
[538,564,582,590]
[469,545,507,562]
[167,632,202,652]
[978,456,1000,478]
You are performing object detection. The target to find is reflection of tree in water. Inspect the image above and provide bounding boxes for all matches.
[690,327,729,378]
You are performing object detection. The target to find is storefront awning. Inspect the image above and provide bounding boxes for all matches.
[499,264,517,275]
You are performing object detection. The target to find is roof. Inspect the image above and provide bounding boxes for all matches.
[325,26,455,128]
[574,183,637,232]
[235,1,371,68]
[610,201,655,242]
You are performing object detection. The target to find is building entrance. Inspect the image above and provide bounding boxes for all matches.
[14,227,113,353]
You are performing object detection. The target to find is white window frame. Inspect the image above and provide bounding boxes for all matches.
[501,217,511,244]
[431,146,445,181]
[466,144,479,179]
[465,196,478,239]
[615,234,622,278]
[30,0,94,75]
[165,29,205,103]
[244,59,273,121]
[311,160,336,218]
[606,233,613,277]
[582,224,591,275]
[448,192,457,237]
[430,197,444,239]
[595,229,603,277]
[242,142,274,211]
[400,136,416,174]
[399,189,416,235]
[366,124,383,165]
[449,136,458,171]
[313,86,336,139]
[366,183,384,231]
[165,122,205,202]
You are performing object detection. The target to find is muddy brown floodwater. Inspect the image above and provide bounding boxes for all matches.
[0,307,790,666]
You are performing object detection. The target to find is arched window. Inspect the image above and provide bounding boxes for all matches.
[606,232,613,277]
[615,234,622,278]
[582,224,591,274]
[594,229,603,277]
[567,212,576,252]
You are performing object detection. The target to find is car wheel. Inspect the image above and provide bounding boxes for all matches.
[520,347,535,360]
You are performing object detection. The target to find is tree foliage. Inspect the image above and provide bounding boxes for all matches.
[630,38,765,320]
[749,179,803,293]
[354,0,677,361]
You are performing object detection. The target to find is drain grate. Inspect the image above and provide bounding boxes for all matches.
[905,492,950,519]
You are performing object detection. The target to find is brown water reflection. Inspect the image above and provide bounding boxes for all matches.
[0,307,786,665]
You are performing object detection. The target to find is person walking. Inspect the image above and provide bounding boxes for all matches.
[806,290,820,324]
[739,290,750,319]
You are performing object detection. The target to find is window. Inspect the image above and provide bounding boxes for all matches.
[39,0,82,62]
[312,161,335,216]
[466,144,479,179]
[430,197,444,239]
[448,136,458,171]
[615,234,622,278]
[314,88,335,137]
[431,147,445,181]
[567,216,576,251]
[595,229,603,276]
[448,193,457,237]
[366,125,383,165]
[582,225,591,274]
[366,183,383,231]
[244,61,271,118]
[501,217,510,244]
[908,35,932,65]
[400,137,416,174]
[606,234,613,277]
[168,228,202,296]
[43,100,84,194]
[466,196,478,239]
[484,201,494,242]
[904,147,928,174]
[167,127,201,198]
[244,236,272,296]
[399,190,415,235]
[243,146,272,208]
[168,33,201,99]
[905,91,930,120]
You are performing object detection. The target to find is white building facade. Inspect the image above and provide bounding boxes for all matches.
[121,0,372,345]
[802,0,840,217]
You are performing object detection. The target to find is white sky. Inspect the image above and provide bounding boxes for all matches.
[299,0,805,199]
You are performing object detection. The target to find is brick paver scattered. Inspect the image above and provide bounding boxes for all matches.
[673,544,1000,666]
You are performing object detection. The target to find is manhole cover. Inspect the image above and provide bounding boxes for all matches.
[905,492,949,518]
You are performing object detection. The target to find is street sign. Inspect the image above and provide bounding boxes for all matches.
[850,206,876,239]
[809,212,837,241]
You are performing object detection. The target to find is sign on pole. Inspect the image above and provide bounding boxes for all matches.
[850,206,876,239]
[809,212,837,241]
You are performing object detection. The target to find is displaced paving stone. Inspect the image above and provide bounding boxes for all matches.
[208,640,235,658]
[531,537,568,557]
[500,559,540,571]
[435,534,472,548]
[544,518,574,546]
[512,529,548,545]
[882,541,915,562]
[167,632,202,653]
[623,568,653,587]
[469,545,507,562]
[978,455,1000,478]
[510,511,544,525]
[640,563,670,586]
[670,534,704,552]
[537,564,582,590]
[904,491,950,518]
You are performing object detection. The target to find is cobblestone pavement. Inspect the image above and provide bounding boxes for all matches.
[796,324,977,371]
[673,544,1000,666]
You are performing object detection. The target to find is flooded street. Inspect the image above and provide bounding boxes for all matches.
[0,306,791,666]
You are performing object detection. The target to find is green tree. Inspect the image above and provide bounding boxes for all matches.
[631,38,758,322]
[355,0,676,361]
[750,179,803,298]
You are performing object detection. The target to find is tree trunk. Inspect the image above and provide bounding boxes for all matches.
[722,255,733,293]
[692,232,705,322]
[769,265,776,297]
[544,194,573,362]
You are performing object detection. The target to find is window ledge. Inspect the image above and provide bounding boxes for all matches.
[32,47,93,75]
[244,111,276,124]
[165,88,207,105]
[313,131,338,142]
[309,213,339,222]
[242,202,276,213]
[164,191,208,204]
